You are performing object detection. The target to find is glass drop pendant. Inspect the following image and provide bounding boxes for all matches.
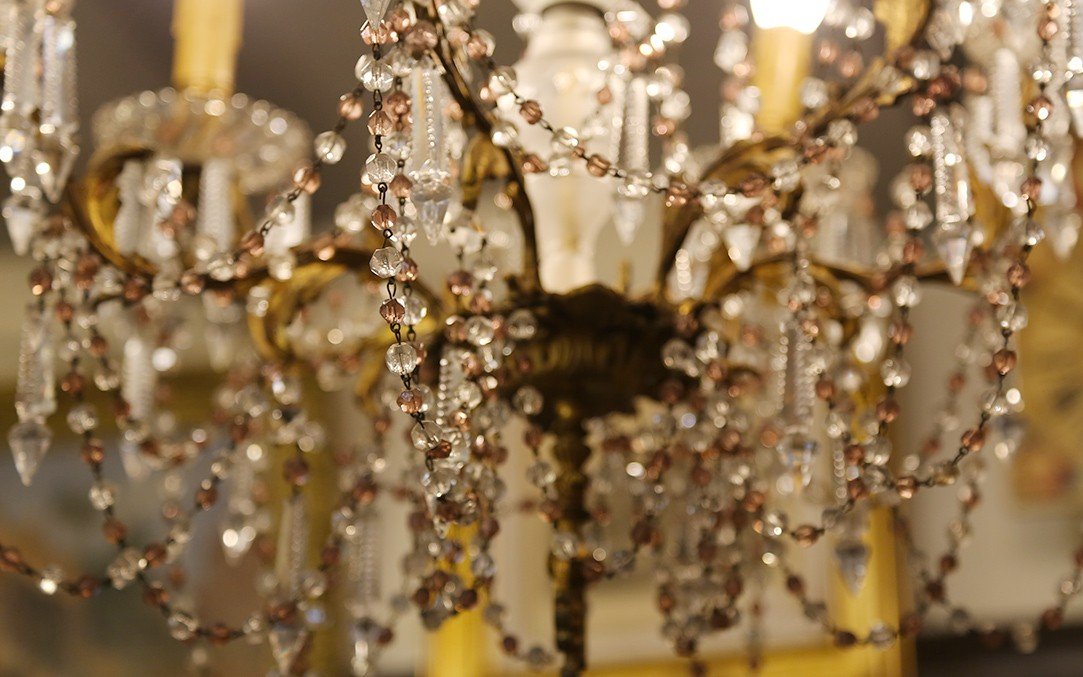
[359,0,393,27]
[8,419,51,486]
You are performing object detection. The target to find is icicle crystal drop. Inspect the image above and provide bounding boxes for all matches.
[15,304,55,422]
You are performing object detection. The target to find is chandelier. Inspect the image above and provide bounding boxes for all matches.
[2,0,1082,674]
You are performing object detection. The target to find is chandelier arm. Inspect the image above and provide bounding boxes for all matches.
[426,7,543,295]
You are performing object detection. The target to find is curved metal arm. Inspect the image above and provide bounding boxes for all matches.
[654,0,931,300]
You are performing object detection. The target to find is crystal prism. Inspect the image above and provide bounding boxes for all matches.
[8,419,51,486]
[275,497,309,596]
[15,305,55,422]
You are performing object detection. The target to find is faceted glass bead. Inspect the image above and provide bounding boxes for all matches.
[465,316,495,346]
[891,276,922,308]
[369,246,403,279]
[355,55,394,92]
[506,309,537,341]
[268,196,295,225]
[880,357,911,387]
[551,127,579,151]
[551,532,577,560]
[527,460,556,487]
[868,623,896,650]
[422,466,456,497]
[314,131,347,164]
[89,481,117,511]
[364,153,397,184]
[38,566,62,595]
[512,386,543,416]
[385,343,419,375]
[400,295,428,325]
[107,548,143,589]
[617,169,653,199]
[490,121,518,148]
[66,403,98,434]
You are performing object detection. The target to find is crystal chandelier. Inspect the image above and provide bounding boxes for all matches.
[1,0,1082,674]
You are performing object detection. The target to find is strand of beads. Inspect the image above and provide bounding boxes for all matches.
[442,4,909,225]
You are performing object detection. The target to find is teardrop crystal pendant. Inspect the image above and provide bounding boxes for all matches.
[269,623,307,674]
[933,221,974,286]
[410,167,452,244]
[3,192,42,255]
[834,537,870,595]
[8,419,51,486]
[723,223,760,271]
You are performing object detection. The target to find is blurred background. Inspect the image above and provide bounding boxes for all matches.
[1,1,1083,675]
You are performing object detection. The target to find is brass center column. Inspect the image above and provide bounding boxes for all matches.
[549,403,591,676]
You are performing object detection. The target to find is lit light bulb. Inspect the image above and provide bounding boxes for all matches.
[750,0,831,34]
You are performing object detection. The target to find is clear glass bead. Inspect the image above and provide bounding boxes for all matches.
[369,246,403,279]
[314,131,346,164]
[385,343,419,375]
[364,153,397,184]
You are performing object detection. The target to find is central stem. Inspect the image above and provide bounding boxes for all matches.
[550,405,591,676]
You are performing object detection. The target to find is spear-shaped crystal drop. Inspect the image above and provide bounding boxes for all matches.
[360,0,393,27]
[32,131,78,203]
[933,222,973,286]
[410,162,452,244]
[3,192,42,255]
[269,623,307,674]
[723,223,760,271]
[8,419,51,486]
[15,304,55,422]
[835,537,869,595]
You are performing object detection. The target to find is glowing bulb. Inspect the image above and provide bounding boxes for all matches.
[750,0,830,34]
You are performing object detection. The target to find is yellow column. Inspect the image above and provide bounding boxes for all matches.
[171,0,244,95]
[828,506,913,677]
[751,27,813,134]
[427,525,489,676]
